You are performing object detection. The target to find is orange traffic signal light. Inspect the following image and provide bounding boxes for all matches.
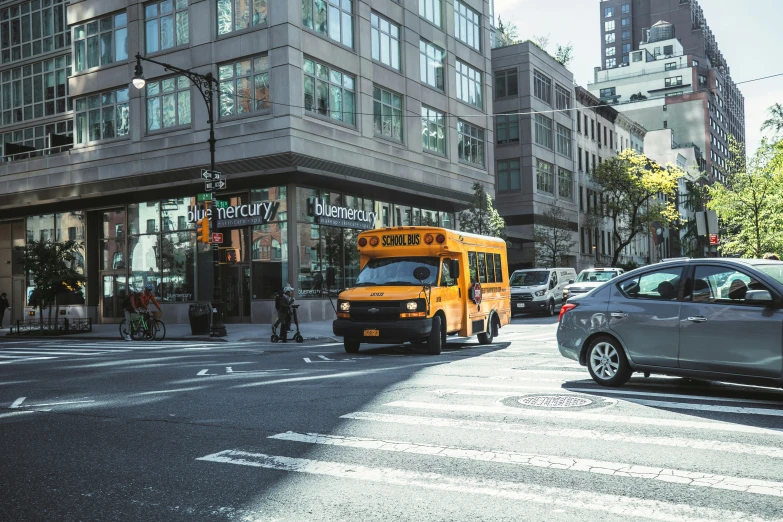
[196,202,210,243]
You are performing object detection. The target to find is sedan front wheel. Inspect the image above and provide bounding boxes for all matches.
[586,336,632,387]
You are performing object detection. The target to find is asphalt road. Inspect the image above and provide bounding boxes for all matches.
[1,315,782,521]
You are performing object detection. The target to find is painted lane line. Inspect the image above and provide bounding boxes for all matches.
[24,400,95,408]
[0,356,58,361]
[0,411,36,419]
[270,431,783,497]
[385,401,783,436]
[0,349,109,356]
[624,398,783,418]
[225,367,289,374]
[302,358,312,363]
[318,355,333,361]
[10,397,25,408]
[197,369,211,376]
[341,412,783,460]
[197,451,778,522]
[565,387,783,406]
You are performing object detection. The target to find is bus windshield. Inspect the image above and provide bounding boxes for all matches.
[355,257,439,286]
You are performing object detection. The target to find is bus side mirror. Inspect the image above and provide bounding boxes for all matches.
[450,259,460,281]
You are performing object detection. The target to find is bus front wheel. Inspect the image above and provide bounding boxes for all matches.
[427,315,443,355]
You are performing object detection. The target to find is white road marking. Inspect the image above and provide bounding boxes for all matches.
[0,411,36,419]
[623,398,783,418]
[341,412,783,460]
[565,387,783,406]
[10,397,25,408]
[318,355,333,361]
[385,401,783,436]
[302,358,312,363]
[225,367,289,374]
[197,450,778,522]
[0,356,57,363]
[270,431,783,497]
[24,400,95,408]
[197,369,211,376]
[0,349,109,356]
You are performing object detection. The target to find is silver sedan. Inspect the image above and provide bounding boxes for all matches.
[557,258,783,388]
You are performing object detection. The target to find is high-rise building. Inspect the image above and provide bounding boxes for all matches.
[594,0,744,185]
[0,0,496,325]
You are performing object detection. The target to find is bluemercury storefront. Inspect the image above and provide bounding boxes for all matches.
[12,185,455,324]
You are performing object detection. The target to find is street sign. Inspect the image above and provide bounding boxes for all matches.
[205,180,227,191]
[709,234,719,245]
[197,192,213,202]
[215,200,229,209]
[201,169,221,180]
[211,232,224,243]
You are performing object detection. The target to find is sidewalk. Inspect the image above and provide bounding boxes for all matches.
[0,320,339,343]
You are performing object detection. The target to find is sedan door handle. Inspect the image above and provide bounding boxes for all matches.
[687,316,708,323]
[610,312,627,318]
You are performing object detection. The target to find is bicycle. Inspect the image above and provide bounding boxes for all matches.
[119,311,166,341]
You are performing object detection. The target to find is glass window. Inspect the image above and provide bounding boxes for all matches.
[494,69,517,99]
[370,12,400,70]
[302,0,352,47]
[604,6,614,17]
[665,76,683,87]
[373,86,403,141]
[74,88,129,145]
[690,266,771,304]
[457,120,484,167]
[533,70,551,104]
[145,0,189,53]
[621,17,630,27]
[218,0,267,36]
[605,33,615,44]
[496,114,519,144]
[303,58,355,125]
[556,124,571,158]
[600,87,616,98]
[26,214,54,242]
[72,12,128,72]
[146,75,191,131]
[622,30,630,41]
[536,159,553,194]
[1,0,69,65]
[421,105,446,155]
[251,186,287,299]
[606,46,616,56]
[534,113,552,150]
[219,54,270,117]
[455,60,482,108]
[555,84,570,110]
[454,0,480,51]
[419,39,444,91]
[621,3,630,14]
[605,20,615,32]
[618,267,682,300]
[419,0,442,27]
[558,168,572,200]
[0,54,71,126]
[605,58,616,68]
[468,251,478,283]
[497,159,520,192]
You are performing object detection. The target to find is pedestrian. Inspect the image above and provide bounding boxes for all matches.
[0,292,9,328]
[762,253,780,260]
[279,285,295,343]
[122,290,142,341]
[272,287,283,336]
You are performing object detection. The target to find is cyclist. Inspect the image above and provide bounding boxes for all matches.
[122,290,142,341]
[138,283,162,318]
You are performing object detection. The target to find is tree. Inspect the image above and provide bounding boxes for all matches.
[21,240,85,327]
[459,182,506,238]
[533,205,577,268]
[532,34,551,51]
[494,17,518,48]
[761,103,783,138]
[678,178,710,258]
[707,140,783,258]
[555,43,574,67]
[590,149,685,267]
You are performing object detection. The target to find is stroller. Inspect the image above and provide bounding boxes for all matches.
[271,304,304,343]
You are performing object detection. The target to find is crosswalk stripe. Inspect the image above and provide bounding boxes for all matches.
[0,350,109,356]
[340,411,783,459]
[197,450,779,522]
[622,398,783,418]
[565,387,783,406]
[0,356,56,363]
[269,431,783,497]
[385,401,783,436]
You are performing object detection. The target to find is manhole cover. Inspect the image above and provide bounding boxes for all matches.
[518,395,593,408]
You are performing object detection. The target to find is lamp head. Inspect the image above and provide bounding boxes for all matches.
[131,54,145,89]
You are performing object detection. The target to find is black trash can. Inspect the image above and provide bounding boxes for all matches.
[188,303,212,335]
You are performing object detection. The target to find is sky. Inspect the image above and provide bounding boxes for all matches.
[493,0,783,155]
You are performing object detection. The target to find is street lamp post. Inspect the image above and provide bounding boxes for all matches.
[131,53,227,337]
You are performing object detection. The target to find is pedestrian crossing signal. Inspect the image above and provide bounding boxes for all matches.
[222,249,238,264]
[196,203,210,243]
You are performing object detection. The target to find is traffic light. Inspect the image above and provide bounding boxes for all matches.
[221,248,238,264]
[196,202,210,243]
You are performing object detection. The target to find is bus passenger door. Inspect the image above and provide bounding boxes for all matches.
[439,258,463,334]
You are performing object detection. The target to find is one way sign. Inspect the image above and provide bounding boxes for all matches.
[206,180,227,191]
[201,169,221,180]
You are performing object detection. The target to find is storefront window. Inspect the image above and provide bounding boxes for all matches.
[128,233,160,292]
[128,201,160,235]
[251,186,287,299]
[25,213,85,306]
[26,214,54,242]
[159,198,195,302]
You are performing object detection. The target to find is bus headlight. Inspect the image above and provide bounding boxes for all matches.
[406,301,418,311]
[339,301,350,312]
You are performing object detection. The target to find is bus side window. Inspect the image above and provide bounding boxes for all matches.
[494,254,503,282]
[440,259,455,286]
[486,253,496,283]
[477,253,488,283]
[468,252,478,284]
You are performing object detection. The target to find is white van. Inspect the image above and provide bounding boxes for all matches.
[509,267,577,316]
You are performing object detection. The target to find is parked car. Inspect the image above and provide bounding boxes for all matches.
[557,258,783,388]
[563,267,624,302]
[510,268,576,316]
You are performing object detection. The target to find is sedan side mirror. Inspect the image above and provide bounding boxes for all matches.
[745,290,773,303]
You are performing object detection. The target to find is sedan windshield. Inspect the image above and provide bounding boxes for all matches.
[510,271,549,286]
[576,271,619,283]
[355,257,439,286]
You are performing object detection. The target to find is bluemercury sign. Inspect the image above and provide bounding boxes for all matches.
[307,198,376,230]
[188,201,279,228]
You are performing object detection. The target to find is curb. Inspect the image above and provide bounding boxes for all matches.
[1,335,339,343]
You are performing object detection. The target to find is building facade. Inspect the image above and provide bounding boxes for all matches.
[491,41,577,271]
[595,0,744,186]
[0,0,497,325]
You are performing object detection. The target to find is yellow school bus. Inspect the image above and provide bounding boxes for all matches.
[333,227,511,354]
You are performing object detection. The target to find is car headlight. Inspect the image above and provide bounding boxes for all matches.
[406,300,418,311]
[535,290,546,297]
[339,301,350,312]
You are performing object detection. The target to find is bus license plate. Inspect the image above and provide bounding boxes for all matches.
[516,303,525,308]
[364,329,380,337]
